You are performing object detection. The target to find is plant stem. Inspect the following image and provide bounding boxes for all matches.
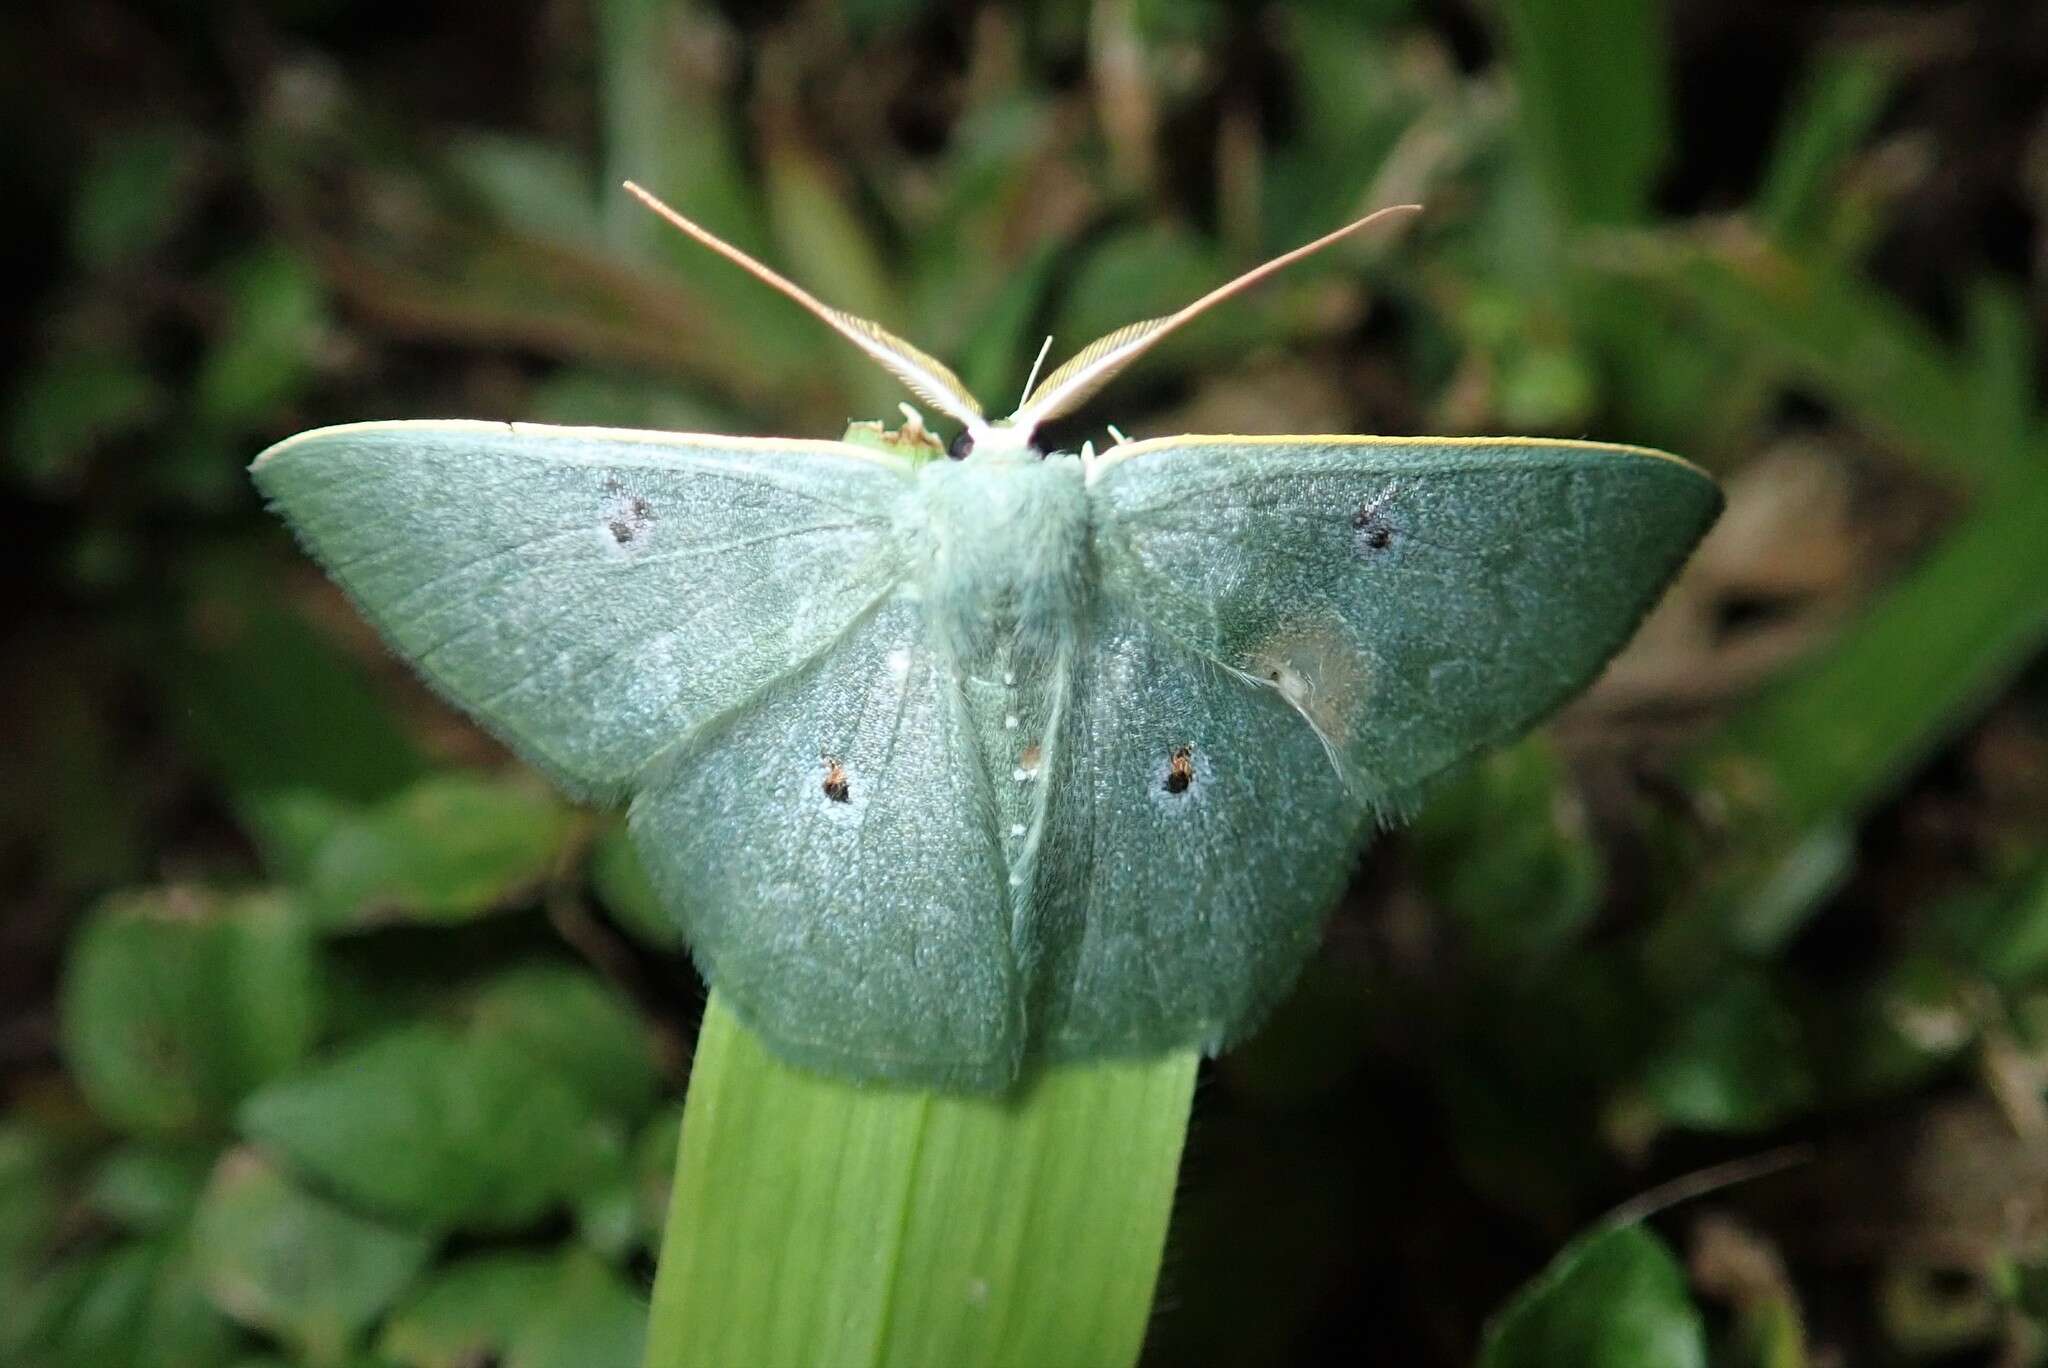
[643,992,1197,1368]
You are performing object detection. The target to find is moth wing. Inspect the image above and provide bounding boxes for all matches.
[1091,435,1720,805]
[1025,605,1363,1059]
[1036,436,1719,1054]
[251,420,909,800]
[630,595,1018,1087]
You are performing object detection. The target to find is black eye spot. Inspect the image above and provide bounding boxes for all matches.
[608,519,635,544]
[822,759,851,803]
[948,430,975,460]
[1163,746,1195,795]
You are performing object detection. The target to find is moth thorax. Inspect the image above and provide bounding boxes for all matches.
[914,455,1091,660]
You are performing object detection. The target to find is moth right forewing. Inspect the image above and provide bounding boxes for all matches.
[250,421,910,802]
[628,592,1023,1089]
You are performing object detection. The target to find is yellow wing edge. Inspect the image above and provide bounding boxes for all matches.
[1088,432,1713,481]
[250,418,913,474]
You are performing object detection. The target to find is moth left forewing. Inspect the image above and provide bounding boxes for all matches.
[250,420,916,804]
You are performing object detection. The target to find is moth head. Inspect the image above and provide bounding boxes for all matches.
[624,181,1419,454]
[950,422,1039,462]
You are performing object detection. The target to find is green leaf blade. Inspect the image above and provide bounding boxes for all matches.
[643,994,1196,1368]
[1480,1224,1707,1368]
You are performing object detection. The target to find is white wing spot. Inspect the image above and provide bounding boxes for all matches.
[1009,823,1026,837]
[1245,625,1368,752]
[886,648,912,679]
[1003,714,1020,729]
[1003,671,1016,686]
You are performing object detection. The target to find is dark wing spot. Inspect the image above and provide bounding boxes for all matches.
[1351,486,1401,553]
[602,487,657,547]
[1163,745,1195,795]
[822,758,852,803]
[1351,507,1395,550]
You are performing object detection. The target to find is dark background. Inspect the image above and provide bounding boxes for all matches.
[4,1,2048,1363]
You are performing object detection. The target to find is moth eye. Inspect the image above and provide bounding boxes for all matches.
[947,430,975,461]
[821,758,852,803]
[1162,745,1196,795]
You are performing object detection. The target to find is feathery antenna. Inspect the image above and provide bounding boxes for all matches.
[1008,203,1422,434]
[622,181,991,438]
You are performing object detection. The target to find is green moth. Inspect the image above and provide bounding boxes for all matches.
[252,184,1720,1090]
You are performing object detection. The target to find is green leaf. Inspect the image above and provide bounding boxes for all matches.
[85,1144,213,1234]
[191,1150,430,1360]
[238,1024,609,1233]
[1480,1224,1707,1368]
[1628,235,2008,482]
[462,965,660,1118]
[1640,972,1812,1131]
[1495,0,1670,226]
[631,1104,684,1249]
[1943,863,2048,987]
[587,820,683,949]
[17,1236,241,1368]
[524,369,731,436]
[61,889,320,1137]
[1408,735,1603,961]
[170,549,428,872]
[1963,278,2038,462]
[1754,49,1897,249]
[1670,478,2048,954]
[193,246,328,431]
[302,773,575,929]
[6,345,168,488]
[379,1249,644,1368]
[643,993,1195,1367]
[445,132,601,245]
[71,125,206,268]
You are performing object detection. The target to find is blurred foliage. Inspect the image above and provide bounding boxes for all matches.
[3,0,2047,1363]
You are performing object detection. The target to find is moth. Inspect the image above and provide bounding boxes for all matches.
[252,183,1720,1090]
